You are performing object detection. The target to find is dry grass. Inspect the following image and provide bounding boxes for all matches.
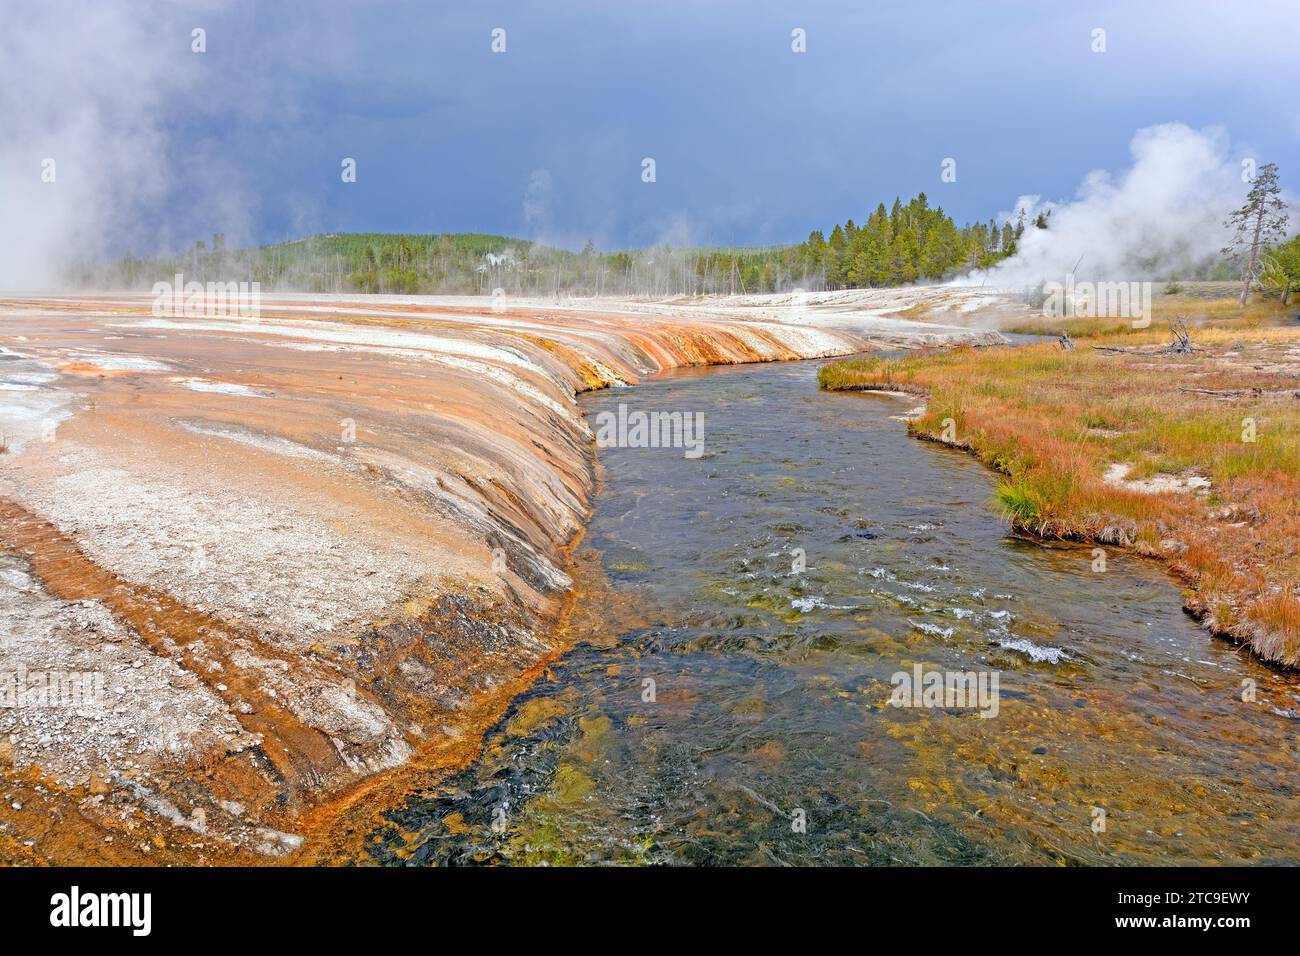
[1000,288,1294,336]
[820,312,1300,668]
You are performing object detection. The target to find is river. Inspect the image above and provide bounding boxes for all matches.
[369,357,1300,866]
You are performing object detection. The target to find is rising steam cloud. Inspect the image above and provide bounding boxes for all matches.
[0,1,249,291]
[965,123,1271,288]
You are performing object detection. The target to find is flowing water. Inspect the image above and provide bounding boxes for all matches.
[371,359,1300,866]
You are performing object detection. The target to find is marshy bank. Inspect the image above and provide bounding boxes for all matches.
[368,359,1300,866]
[818,326,1300,669]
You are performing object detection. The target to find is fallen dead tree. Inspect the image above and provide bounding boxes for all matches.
[1093,314,1200,355]
[1178,385,1300,399]
[1178,386,1261,397]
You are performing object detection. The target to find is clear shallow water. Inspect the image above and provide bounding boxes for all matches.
[372,359,1300,866]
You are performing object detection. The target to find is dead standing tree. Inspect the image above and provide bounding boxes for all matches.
[1223,162,1288,307]
[1166,313,1193,353]
[1093,314,1197,355]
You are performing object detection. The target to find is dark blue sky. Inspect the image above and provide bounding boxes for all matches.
[12,0,1300,259]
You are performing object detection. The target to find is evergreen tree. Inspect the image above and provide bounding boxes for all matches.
[827,224,847,289]
[791,193,1024,288]
[1223,162,1288,305]
[1260,235,1300,306]
[889,225,920,283]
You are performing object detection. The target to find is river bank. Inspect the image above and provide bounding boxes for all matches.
[370,359,1300,866]
[0,290,1003,864]
[819,323,1300,670]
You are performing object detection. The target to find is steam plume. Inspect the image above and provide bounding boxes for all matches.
[966,123,1276,287]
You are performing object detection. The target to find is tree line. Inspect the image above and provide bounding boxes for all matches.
[791,192,1027,289]
[80,193,1030,297]
[82,183,1295,299]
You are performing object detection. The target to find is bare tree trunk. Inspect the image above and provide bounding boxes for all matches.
[1240,208,1265,306]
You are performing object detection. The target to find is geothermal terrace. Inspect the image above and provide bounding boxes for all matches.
[0,289,1006,863]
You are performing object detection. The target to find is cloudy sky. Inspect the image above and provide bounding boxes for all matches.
[3,0,1298,277]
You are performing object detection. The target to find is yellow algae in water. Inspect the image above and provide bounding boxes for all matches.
[746,591,804,623]
[551,764,597,803]
[855,626,910,655]
[606,556,651,574]
[498,715,623,863]
[728,696,768,719]
[572,714,614,764]
[441,812,473,836]
[504,692,575,738]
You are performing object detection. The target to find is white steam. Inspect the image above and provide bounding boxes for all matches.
[0,1,246,291]
[966,123,1264,287]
